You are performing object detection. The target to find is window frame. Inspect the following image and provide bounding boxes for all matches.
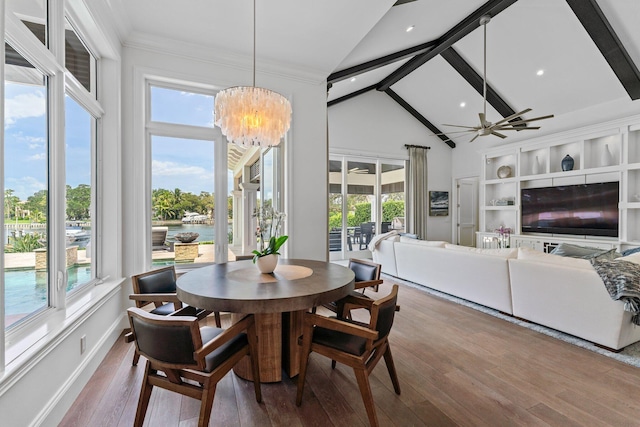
[1,1,105,369]
[145,79,229,269]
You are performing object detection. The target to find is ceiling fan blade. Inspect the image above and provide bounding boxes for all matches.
[491,130,507,139]
[469,134,480,143]
[493,108,532,126]
[503,114,555,127]
[442,124,478,129]
[479,112,486,126]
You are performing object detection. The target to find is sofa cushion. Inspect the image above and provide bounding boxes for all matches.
[619,252,640,265]
[550,242,620,260]
[517,247,592,269]
[444,244,517,258]
[399,237,447,247]
[622,246,640,257]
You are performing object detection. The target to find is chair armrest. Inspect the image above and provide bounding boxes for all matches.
[194,314,255,362]
[303,312,378,341]
[339,293,375,310]
[353,279,383,290]
[129,293,181,303]
[170,306,212,320]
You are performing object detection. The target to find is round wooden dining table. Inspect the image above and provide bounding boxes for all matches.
[176,258,355,382]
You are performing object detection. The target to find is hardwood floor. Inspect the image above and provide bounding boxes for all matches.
[60,279,640,426]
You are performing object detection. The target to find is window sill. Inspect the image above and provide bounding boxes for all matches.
[0,277,125,390]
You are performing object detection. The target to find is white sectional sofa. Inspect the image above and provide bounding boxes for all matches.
[373,236,640,350]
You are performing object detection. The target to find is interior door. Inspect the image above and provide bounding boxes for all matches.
[457,178,478,247]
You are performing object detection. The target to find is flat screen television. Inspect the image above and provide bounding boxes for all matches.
[520,182,619,237]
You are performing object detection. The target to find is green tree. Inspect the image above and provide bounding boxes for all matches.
[382,200,405,222]
[24,190,47,223]
[4,189,20,220]
[353,203,371,226]
[66,184,91,220]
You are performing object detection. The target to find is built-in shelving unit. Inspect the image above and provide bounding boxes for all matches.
[477,116,640,251]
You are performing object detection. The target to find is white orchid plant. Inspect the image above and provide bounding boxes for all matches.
[252,206,288,263]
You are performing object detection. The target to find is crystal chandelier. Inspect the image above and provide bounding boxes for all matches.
[214,0,292,147]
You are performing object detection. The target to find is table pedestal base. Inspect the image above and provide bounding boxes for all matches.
[232,312,282,383]
[232,310,306,383]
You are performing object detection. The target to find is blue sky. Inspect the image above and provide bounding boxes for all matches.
[5,83,231,201]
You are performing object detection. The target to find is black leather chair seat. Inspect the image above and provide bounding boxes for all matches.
[199,327,249,373]
[149,303,178,316]
[312,325,367,356]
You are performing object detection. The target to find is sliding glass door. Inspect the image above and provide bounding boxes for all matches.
[329,155,405,259]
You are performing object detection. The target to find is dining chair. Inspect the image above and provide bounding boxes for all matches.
[319,258,383,316]
[127,308,262,427]
[359,222,375,250]
[297,284,401,427]
[126,265,221,365]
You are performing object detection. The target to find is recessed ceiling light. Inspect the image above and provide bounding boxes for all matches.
[460,102,466,108]
[350,77,357,82]
[536,69,545,76]
[406,25,414,32]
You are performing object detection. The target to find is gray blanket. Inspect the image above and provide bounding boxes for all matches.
[591,258,640,325]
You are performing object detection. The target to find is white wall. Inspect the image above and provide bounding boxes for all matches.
[120,45,330,275]
[328,90,454,242]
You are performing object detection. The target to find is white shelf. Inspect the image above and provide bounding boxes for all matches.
[478,120,640,248]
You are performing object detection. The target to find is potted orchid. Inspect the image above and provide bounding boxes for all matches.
[494,225,512,248]
[252,206,288,273]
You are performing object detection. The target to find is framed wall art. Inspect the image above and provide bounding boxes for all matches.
[429,191,449,216]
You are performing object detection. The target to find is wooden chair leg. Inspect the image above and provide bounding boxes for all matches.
[383,345,401,395]
[247,322,262,402]
[214,311,222,328]
[134,362,154,427]
[296,333,313,405]
[198,382,216,427]
[132,349,141,366]
[353,367,378,427]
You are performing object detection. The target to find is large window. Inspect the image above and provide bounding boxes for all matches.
[3,2,102,341]
[329,156,405,259]
[148,84,227,265]
[64,95,96,293]
[4,45,49,328]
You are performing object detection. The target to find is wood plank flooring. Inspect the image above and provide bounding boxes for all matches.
[60,279,640,426]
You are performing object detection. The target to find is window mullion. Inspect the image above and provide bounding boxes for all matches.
[48,0,67,307]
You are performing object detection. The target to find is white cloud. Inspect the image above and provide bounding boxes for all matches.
[5,92,46,127]
[28,153,46,161]
[152,159,209,177]
[6,176,46,200]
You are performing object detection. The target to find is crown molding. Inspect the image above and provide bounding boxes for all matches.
[123,31,327,85]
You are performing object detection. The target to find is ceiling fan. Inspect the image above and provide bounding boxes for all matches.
[442,15,554,143]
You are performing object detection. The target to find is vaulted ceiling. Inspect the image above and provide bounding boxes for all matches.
[113,0,640,148]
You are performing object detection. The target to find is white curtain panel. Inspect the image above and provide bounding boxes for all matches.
[407,146,429,239]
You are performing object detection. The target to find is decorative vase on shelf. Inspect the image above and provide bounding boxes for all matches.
[256,254,279,274]
[532,155,540,175]
[601,144,613,167]
[497,165,512,179]
[561,154,574,171]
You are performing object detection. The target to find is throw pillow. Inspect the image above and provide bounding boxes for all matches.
[550,242,620,260]
[622,246,640,257]
[517,247,592,269]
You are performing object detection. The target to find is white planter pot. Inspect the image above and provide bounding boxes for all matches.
[256,254,279,274]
